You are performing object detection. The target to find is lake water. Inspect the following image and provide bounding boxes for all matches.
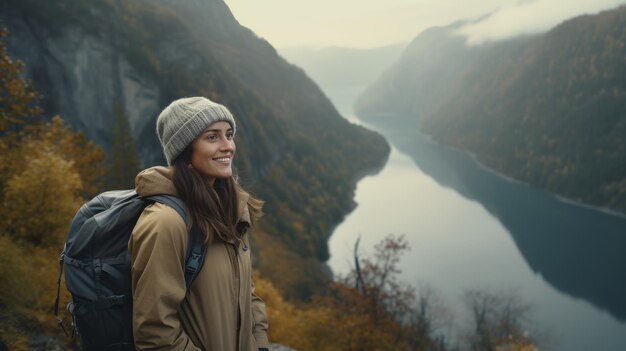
[325,85,626,351]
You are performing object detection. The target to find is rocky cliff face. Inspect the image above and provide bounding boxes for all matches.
[1,9,160,161]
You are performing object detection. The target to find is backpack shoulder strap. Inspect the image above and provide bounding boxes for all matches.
[145,195,206,290]
[183,227,208,290]
[146,195,186,222]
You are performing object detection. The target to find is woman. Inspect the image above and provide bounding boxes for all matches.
[129,97,269,351]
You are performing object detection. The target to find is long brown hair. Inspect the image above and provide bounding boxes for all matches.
[171,145,262,243]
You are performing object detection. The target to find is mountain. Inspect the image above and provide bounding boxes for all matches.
[356,6,626,215]
[0,0,390,299]
[279,44,405,96]
[354,19,497,124]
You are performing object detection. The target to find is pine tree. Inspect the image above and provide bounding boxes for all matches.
[108,103,141,189]
[0,27,40,132]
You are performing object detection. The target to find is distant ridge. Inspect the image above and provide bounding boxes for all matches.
[356,5,626,214]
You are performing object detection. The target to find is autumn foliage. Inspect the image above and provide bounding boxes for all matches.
[0,28,105,349]
[254,235,435,351]
[254,234,538,351]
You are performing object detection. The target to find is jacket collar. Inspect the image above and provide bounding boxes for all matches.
[137,166,252,225]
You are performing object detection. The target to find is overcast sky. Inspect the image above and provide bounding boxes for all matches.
[224,0,626,49]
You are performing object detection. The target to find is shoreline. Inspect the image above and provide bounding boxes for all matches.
[433,136,626,221]
[356,111,626,221]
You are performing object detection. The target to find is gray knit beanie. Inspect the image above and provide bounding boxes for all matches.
[156,97,236,165]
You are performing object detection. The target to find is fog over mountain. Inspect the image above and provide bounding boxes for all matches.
[225,0,626,48]
[457,0,626,44]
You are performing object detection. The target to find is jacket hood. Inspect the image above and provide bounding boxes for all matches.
[135,166,251,224]
[135,166,178,197]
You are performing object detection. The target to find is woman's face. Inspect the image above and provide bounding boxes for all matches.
[190,121,236,184]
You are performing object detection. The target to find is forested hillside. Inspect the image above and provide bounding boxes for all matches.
[356,6,626,214]
[1,0,389,300]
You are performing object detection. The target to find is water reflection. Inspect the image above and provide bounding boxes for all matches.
[361,113,626,323]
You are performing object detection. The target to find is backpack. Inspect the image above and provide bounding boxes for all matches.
[54,190,207,351]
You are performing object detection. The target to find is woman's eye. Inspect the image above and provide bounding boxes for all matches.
[207,134,218,141]
[226,132,234,140]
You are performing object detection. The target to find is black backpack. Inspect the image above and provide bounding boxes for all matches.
[54,190,207,351]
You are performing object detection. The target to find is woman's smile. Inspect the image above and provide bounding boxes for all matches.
[212,156,232,164]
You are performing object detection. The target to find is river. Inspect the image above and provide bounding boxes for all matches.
[325,84,626,351]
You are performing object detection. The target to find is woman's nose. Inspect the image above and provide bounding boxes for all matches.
[219,138,235,151]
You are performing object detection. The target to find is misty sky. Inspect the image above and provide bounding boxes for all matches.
[224,0,626,48]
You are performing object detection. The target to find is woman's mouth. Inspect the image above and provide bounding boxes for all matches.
[213,156,231,164]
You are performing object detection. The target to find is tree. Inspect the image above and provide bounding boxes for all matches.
[0,148,83,247]
[407,284,452,351]
[0,116,106,198]
[108,103,140,189]
[462,289,536,351]
[309,234,448,351]
[349,234,416,326]
[0,27,41,132]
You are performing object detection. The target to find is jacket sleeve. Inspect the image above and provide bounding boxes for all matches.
[250,267,269,348]
[129,203,200,351]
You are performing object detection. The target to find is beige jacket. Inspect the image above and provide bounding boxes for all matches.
[130,166,269,351]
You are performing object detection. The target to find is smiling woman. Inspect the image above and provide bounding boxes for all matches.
[130,97,270,351]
